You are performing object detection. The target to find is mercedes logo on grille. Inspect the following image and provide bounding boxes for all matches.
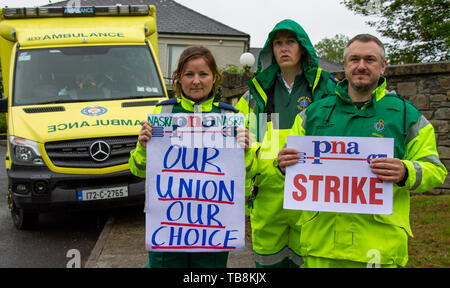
[89,141,111,162]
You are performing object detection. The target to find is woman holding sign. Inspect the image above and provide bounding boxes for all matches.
[129,46,250,268]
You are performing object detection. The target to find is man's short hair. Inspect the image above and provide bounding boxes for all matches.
[343,34,386,62]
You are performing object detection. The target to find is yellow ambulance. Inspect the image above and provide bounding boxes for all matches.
[0,5,167,229]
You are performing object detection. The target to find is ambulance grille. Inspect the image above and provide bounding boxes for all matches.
[23,106,65,113]
[44,136,138,168]
[121,100,158,107]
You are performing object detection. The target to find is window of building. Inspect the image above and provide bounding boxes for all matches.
[168,45,187,80]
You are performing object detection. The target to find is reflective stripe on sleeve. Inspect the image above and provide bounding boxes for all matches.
[253,246,304,267]
[405,115,430,146]
[299,110,307,130]
[421,155,444,166]
[132,154,146,171]
[411,161,423,190]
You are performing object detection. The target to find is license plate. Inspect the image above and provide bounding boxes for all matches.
[77,186,128,201]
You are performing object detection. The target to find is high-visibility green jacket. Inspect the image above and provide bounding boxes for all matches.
[235,19,336,260]
[289,78,447,266]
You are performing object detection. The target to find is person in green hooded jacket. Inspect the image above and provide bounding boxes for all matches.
[235,19,336,268]
[278,34,447,267]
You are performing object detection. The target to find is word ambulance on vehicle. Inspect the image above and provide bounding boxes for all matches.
[0,5,167,229]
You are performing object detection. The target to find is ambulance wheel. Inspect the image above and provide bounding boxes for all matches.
[8,193,39,230]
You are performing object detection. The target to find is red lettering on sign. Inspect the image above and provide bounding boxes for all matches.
[325,176,340,203]
[292,174,307,201]
[331,141,347,154]
[187,115,202,127]
[369,177,384,205]
[342,176,349,203]
[309,175,324,202]
[290,174,385,206]
[351,176,367,204]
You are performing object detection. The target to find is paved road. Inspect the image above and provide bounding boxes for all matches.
[0,144,107,267]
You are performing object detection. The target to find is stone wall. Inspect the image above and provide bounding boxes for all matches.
[222,61,450,194]
[385,62,450,194]
[221,72,252,106]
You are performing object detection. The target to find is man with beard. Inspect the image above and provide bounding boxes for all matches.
[277,34,447,267]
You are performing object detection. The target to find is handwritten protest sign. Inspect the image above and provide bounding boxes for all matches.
[145,113,245,252]
[284,136,394,215]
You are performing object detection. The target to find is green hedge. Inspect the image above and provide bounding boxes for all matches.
[215,64,250,102]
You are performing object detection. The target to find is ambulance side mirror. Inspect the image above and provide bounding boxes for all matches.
[0,97,7,113]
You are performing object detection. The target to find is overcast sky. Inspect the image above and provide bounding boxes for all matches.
[0,0,384,47]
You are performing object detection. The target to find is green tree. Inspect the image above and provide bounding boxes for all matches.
[341,0,450,64]
[315,34,349,64]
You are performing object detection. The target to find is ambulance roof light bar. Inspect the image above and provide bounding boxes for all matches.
[2,5,149,18]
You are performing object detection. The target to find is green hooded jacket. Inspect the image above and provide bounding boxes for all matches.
[234,19,337,259]
[236,18,337,202]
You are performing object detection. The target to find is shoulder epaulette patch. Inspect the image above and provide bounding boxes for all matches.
[217,102,239,113]
[329,74,339,84]
[156,98,179,106]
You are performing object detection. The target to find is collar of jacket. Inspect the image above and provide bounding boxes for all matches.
[335,76,387,105]
[253,64,321,92]
[248,66,324,109]
[276,69,305,92]
[179,93,215,112]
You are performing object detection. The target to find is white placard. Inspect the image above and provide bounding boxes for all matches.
[145,113,246,252]
[284,136,394,215]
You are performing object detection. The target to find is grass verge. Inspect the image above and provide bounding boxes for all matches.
[407,194,449,267]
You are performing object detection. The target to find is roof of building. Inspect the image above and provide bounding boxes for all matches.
[318,58,344,73]
[46,0,249,38]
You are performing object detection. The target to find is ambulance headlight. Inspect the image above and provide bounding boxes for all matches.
[9,136,45,166]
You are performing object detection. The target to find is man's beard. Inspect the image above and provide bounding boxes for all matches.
[350,81,374,93]
[348,75,378,94]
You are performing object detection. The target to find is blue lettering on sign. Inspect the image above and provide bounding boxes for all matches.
[151,226,232,248]
[312,140,360,164]
[163,146,222,173]
[152,126,164,137]
[151,143,240,250]
[156,175,234,203]
[367,153,388,164]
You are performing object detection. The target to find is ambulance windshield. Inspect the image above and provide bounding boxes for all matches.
[13,45,164,105]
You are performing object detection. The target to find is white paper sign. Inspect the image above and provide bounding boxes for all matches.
[284,136,394,215]
[145,113,246,252]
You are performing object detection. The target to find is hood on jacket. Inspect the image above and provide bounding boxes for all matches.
[255,19,319,90]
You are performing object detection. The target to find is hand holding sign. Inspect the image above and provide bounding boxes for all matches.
[283,136,394,215]
[369,157,407,183]
[138,120,152,148]
[236,127,251,152]
[277,147,301,174]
